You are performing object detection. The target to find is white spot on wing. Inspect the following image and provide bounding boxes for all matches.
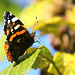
[8,20,10,23]
[7,17,9,20]
[10,29,14,34]
[10,13,12,16]
[12,32,14,34]
[11,29,13,32]
[12,17,18,22]
[14,24,20,30]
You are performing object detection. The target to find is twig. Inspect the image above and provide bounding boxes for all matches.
[39,54,62,75]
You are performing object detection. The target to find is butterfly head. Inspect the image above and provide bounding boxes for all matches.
[31,31,36,39]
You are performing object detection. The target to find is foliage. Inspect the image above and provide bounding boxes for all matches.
[0,0,20,23]
[0,46,54,75]
[48,52,63,75]
[0,34,6,61]
[48,52,75,75]
[0,0,75,75]
[19,1,54,28]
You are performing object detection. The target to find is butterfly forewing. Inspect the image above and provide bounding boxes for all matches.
[3,11,35,62]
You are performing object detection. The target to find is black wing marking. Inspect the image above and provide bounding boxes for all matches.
[3,11,23,35]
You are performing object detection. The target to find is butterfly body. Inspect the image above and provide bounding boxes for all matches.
[3,11,35,62]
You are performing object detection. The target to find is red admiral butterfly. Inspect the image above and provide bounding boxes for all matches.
[3,11,35,62]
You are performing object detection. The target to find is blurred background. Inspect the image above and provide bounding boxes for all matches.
[0,0,75,75]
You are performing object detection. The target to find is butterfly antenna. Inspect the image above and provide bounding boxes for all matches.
[31,17,38,32]
[31,17,44,46]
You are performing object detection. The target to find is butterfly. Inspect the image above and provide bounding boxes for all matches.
[3,11,35,62]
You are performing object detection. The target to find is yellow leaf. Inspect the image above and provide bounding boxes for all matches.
[63,53,75,75]
[48,52,63,75]
[66,5,75,30]
[19,1,54,28]
[0,34,6,61]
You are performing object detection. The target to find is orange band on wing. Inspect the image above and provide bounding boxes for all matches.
[6,29,10,35]
[21,25,27,29]
[4,42,14,62]
[4,43,8,53]
[6,27,9,35]
[9,30,26,42]
[7,50,14,62]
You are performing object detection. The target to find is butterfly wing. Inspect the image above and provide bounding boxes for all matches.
[3,11,24,35]
[3,11,35,62]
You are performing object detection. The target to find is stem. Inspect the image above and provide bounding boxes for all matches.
[51,61,62,75]
[39,55,62,75]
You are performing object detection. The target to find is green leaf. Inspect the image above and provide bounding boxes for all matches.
[0,46,53,75]
[48,52,75,75]
[0,34,6,61]
[0,0,20,23]
[0,48,41,75]
[32,46,54,69]
[39,46,53,59]
[0,64,14,75]
[48,52,63,75]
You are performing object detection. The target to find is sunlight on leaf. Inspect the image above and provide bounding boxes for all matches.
[0,46,53,75]
[66,5,75,31]
[48,52,63,75]
[0,64,14,75]
[0,34,6,61]
[0,47,41,75]
[63,53,75,75]
[19,1,54,28]
[32,46,53,69]
[34,16,61,31]
[48,52,75,75]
